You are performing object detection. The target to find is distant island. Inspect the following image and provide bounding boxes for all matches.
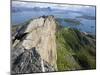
[77,15,96,20]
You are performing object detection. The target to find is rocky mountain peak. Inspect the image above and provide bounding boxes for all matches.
[12,15,57,74]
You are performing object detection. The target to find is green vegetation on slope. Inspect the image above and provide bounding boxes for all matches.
[56,24,96,71]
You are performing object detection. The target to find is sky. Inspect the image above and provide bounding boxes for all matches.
[12,1,95,13]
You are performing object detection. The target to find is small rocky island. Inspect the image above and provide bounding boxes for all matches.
[11,16,96,74]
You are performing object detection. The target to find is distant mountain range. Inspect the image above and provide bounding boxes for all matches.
[12,6,84,15]
[12,6,52,12]
[12,6,95,18]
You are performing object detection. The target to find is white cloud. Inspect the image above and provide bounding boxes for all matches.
[12,1,57,8]
[12,1,95,12]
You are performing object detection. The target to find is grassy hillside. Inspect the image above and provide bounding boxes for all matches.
[56,23,96,71]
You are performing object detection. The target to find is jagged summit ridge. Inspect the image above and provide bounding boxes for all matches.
[22,15,57,69]
[12,16,57,74]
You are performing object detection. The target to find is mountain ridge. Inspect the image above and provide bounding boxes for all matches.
[11,15,96,74]
[11,16,57,74]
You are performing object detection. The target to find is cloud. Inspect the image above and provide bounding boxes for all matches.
[12,1,95,12]
[12,1,57,8]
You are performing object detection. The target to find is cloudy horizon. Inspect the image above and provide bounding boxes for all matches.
[12,1,95,9]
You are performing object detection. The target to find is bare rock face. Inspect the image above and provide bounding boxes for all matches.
[11,16,57,74]
[22,16,57,69]
[12,47,55,74]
